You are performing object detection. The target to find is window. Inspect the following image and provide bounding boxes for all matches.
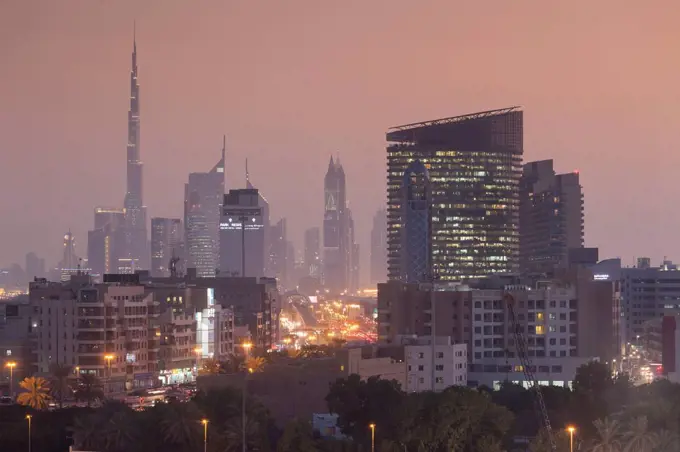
[435,365,444,371]
[418,365,424,371]
[418,352,424,359]
[437,352,444,359]
[435,377,443,384]
[536,325,545,335]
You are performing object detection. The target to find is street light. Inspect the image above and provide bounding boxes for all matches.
[104,354,114,394]
[201,419,209,452]
[5,361,16,399]
[26,414,32,452]
[567,425,576,452]
[194,347,202,378]
[369,423,376,452]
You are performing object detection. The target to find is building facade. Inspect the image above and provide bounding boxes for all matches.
[369,209,387,286]
[323,156,350,293]
[402,336,467,392]
[122,36,148,271]
[88,207,126,278]
[150,217,183,277]
[184,142,225,278]
[386,107,523,282]
[520,160,584,275]
[219,189,266,278]
[304,227,321,279]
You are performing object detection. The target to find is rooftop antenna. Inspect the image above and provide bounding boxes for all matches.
[246,158,250,186]
[222,134,226,164]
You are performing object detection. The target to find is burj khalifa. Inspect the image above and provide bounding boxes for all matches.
[122,30,148,270]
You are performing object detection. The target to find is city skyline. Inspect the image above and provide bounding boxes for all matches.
[3,1,680,274]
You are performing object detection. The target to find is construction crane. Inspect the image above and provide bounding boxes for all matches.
[504,293,556,451]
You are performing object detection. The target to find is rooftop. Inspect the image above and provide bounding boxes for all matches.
[389,106,521,133]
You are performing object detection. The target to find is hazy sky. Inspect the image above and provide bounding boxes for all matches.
[1,0,679,274]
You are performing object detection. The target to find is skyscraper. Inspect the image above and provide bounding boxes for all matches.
[184,139,225,277]
[369,209,387,285]
[268,218,288,287]
[219,188,265,277]
[122,30,148,271]
[150,218,183,277]
[304,227,321,278]
[323,156,350,293]
[399,161,432,282]
[88,207,125,277]
[386,107,523,281]
[519,160,584,275]
[347,208,360,293]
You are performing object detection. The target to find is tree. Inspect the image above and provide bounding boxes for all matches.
[277,418,318,452]
[589,417,623,452]
[653,429,680,452]
[74,373,104,407]
[49,363,73,409]
[200,358,222,375]
[623,416,654,452]
[245,356,266,374]
[16,376,52,410]
[155,400,204,451]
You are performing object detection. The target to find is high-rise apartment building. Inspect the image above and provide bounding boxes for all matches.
[520,160,584,275]
[304,227,321,279]
[386,107,523,282]
[184,141,225,277]
[219,189,266,278]
[121,33,148,271]
[369,209,387,285]
[323,156,351,293]
[151,218,183,277]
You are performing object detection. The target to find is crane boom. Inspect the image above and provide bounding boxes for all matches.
[504,293,556,451]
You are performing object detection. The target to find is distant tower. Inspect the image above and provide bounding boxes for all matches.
[370,209,387,285]
[323,156,350,294]
[122,26,148,270]
[57,231,82,281]
[400,161,432,282]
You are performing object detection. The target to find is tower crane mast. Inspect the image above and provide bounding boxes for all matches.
[504,292,557,451]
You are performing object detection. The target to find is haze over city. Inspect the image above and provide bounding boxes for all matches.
[2,0,680,272]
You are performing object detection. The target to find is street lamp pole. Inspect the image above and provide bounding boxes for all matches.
[369,423,376,452]
[104,354,114,395]
[6,361,16,399]
[26,414,32,452]
[241,342,252,452]
[567,425,576,452]
[201,419,209,452]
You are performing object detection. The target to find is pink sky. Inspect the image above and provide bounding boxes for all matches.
[1,0,679,275]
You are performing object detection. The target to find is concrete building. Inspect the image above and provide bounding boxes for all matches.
[520,160,584,275]
[184,140,225,278]
[157,308,196,385]
[141,272,279,351]
[30,274,160,392]
[195,304,235,360]
[88,207,126,279]
[150,217,183,277]
[386,107,523,282]
[378,275,617,388]
[0,296,34,389]
[337,346,406,387]
[399,336,467,392]
[219,189,266,278]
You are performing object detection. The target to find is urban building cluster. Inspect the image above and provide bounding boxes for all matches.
[3,30,680,429]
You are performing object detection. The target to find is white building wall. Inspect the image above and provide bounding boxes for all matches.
[404,338,467,392]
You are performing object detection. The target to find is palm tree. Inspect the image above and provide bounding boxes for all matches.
[245,356,266,373]
[653,429,680,452]
[16,376,52,410]
[73,412,106,451]
[49,363,73,408]
[623,416,655,452]
[157,401,203,451]
[200,358,222,375]
[589,417,623,452]
[74,373,104,407]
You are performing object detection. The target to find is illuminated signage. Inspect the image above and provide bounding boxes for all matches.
[593,274,610,281]
[207,288,215,307]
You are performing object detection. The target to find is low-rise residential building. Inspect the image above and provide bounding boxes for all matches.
[399,336,467,392]
[195,305,235,360]
[157,309,196,385]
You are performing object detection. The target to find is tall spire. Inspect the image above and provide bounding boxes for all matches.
[222,134,226,165]
[246,158,250,186]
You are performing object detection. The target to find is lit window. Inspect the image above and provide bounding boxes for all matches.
[536,325,545,335]
[536,312,544,322]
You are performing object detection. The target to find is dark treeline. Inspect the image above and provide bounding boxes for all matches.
[2,361,680,451]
